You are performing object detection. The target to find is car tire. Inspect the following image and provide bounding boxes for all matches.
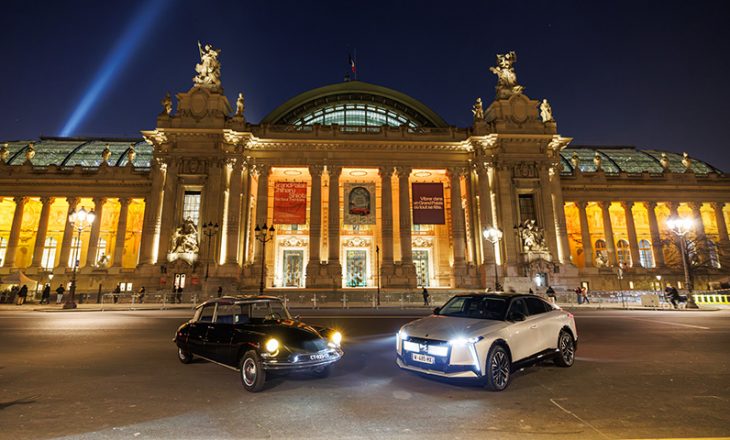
[555,330,575,368]
[177,347,193,364]
[240,350,266,392]
[312,365,331,378]
[484,344,511,391]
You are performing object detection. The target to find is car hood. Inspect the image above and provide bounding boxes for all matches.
[402,315,508,341]
[245,320,331,353]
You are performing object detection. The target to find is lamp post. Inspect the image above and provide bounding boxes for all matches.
[64,207,95,309]
[376,245,381,306]
[482,226,503,292]
[255,223,276,294]
[666,216,694,292]
[202,222,219,281]
[617,263,625,308]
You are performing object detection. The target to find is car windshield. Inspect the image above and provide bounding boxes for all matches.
[437,296,508,320]
[242,300,292,323]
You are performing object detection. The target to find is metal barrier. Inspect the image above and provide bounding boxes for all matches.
[693,292,730,305]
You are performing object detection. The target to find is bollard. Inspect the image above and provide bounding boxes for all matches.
[341,293,348,309]
[312,294,318,309]
[283,295,289,310]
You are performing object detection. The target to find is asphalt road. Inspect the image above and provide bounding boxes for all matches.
[1,308,729,440]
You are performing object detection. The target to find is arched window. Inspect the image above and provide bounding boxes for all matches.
[616,239,631,267]
[95,238,107,266]
[0,237,7,267]
[638,239,655,268]
[708,240,721,269]
[68,236,82,268]
[41,237,57,271]
[594,239,608,265]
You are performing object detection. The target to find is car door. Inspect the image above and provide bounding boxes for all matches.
[504,298,537,361]
[524,297,554,354]
[187,304,216,357]
[207,303,236,365]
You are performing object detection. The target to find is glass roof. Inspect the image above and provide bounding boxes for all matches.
[292,103,418,128]
[2,138,151,168]
[560,147,721,175]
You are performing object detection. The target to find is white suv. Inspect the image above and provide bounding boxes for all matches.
[396,293,577,391]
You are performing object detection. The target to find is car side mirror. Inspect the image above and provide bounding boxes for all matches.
[433,307,441,315]
[509,312,526,322]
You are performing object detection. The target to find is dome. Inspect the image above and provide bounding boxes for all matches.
[2,138,152,168]
[261,80,449,128]
[560,146,722,175]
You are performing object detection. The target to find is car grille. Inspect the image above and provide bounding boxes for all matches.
[402,337,451,372]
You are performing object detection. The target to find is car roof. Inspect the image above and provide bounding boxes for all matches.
[198,295,282,307]
[451,292,545,300]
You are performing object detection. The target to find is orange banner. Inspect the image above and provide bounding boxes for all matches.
[273,181,307,224]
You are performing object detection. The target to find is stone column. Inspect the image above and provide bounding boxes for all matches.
[496,166,519,266]
[157,159,180,264]
[59,197,80,269]
[667,201,679,218]
[3,196,27,268]
[576,201,594,268]
[138,159,167,265]
[239,163,253,264]
[463,169,477,264]
[225,160,244,265]
[549,166,571,264]
[306,165,323,286]
[216,159,233,265]
[621,201,641,267]
[253,164,270,262]
[476,163,495,265]
[712,202,729,243]
[689,202,705,239]
[327,165,343,284]
[599,201,617,266]
[85,197,106,267]
[646,201,665,267]
[31,197,55,268]
[112,198,131,267]
[379,166,395,269]
[396,166,413,264]
[448,167,467,278]
[539,166,560,264]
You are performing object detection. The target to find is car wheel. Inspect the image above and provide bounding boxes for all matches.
[312,365,331,378]
[484,344,511,391]
[555,330,575,367]
[240,350,266,392]
[177,347,193,364]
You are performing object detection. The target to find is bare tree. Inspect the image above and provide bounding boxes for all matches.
[662,234,728,291]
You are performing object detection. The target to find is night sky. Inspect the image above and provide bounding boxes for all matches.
[3,0,729,171]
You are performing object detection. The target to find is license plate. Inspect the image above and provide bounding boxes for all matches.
[310,353,328,361]
[412,353,434,364]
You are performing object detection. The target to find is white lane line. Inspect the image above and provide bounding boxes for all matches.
[627,317,710,330]
[550,398,611,440]
[302,315,424,319]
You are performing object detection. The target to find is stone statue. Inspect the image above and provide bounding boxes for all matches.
[489,51,523,97]
[193,41,222,90]
[517,219,547,252]
[593,152,602,171]
[540,99,554,122]
[235,92,245,117]
[161,92,172,115]
[595,252,608,268]
[570,151,580,170]
[0,143,9,163]
[660,153,670,171]
[471,97,484,121]
[96,253,110,268]
[25,142,36,163]
[682,152,692,171]
[170,218,200,255]
[101,144,112,164]
[127,144,136,165]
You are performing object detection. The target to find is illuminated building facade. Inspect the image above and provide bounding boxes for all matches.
[1,52,728,295]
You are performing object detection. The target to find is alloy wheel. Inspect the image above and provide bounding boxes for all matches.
[559,332,575,365]
[242,358,257,386]
[490,350,510,389]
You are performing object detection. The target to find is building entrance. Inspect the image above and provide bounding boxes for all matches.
[345,249,367,287]
[414,249,430,287]
[282,250,304,287]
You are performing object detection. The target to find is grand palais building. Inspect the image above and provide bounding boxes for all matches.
[1,49,728,298]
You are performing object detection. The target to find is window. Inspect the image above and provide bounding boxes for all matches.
[95,238,107,266]
[594,239,607,264]
[438,296,508,320]
[518,194,537,223]
[197,304,215,323]
[638,239,655,268]
[291,103,419,128]
[182,191,201,227]
[0,237,7,267]
[41,237,57,271]
[708,240,721,269]
[525,297,550,315]
[68,236,82,268]
[616,240,631,267]
[215,304,238,324]
[507,298,529,318]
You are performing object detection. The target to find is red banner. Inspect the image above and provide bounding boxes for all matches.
[411,183,445,224]
[273,181,307,224]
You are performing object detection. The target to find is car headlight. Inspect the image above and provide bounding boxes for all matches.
[449,336,483,346]
[330,331,343,346]
[265,338,280,353]
[398,329,408,340]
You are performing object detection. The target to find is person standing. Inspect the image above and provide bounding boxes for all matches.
[581,286,590,304]
[546,286,556,304]
[41,284,51,304]
[112,284,121,304]
[574,286,583,304]
[176,285,183,304]
[422,287,430,306]
[16,284,28,305]
[56,284,65,304]
[217,286,223,298]
[137,286,145,303]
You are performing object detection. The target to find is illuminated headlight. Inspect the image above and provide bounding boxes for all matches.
[398,329,408,340]
[265,338,280,353]
[403,340,419,352]
[449,336,483,346]
[428,345,449,357]
[330,331,343,346]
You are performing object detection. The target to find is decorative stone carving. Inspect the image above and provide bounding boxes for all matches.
[343,237,370,248]
[412,236,433,248]
[235,92,245,117]
[660,153,670,171]
[167,218,199,265]
[540,99,554,122]
[682,152,692,171]
[161,92,172,115]
[570,151,580,170]
[25,142,36,163]
[193,41,222,91]
[0,143,9,163]
[280,237,306,247]
[513,162,537,178]
[517,219,547,252]
[96,253,110,268]
[101,144,112,164]
[595,252,608,268]
[593,152,602,171]
[126,144,136,165]
[471,97,484,121]
[489,51,523,98]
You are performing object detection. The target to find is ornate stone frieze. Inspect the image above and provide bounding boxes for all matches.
[412,237,433,248]
[513,162,537,178]
[516,219,548,252]
[279,237,306,248]
[343,237,370,248]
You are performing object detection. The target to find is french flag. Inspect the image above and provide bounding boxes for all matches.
[349,54,356,73]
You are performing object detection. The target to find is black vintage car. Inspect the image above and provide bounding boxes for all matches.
[173,295,343,392]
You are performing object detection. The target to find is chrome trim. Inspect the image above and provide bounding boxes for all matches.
[195,354,240,371]
[263,348,343,370]
[396,357,479,379]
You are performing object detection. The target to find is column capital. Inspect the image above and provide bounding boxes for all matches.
[93,197,107,206]
[575,200,588,210]
[13,196,28,205]
[711,201,726,212]
[666,201,679,211]
[66,197,80,209]
[447,166,467,179]
[395,166,412,179]
[687,201,703,212]
[252,163,270,178]
[40,196,55,205]
[620,200,634,210]
[378,166,394,178]
[597,200,611,210]
[327,165,342,178]
[645,200,657,209]
[308,164,324,178]
[118,197,132,207]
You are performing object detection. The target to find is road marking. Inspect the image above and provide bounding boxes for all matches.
[627,317,710,330]
[550,398,611,440]
[302,315,424,319]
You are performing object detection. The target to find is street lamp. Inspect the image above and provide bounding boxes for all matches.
[254,223,276,294]
[202,222,219,281]
[666,216,694,292]
[376,245,381,306]
[64,207,95,309]
[482,226,503,292]
[617,263,625,308]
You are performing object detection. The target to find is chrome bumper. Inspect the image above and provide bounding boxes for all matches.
[262,348,343,371]
[396,357,479,379]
